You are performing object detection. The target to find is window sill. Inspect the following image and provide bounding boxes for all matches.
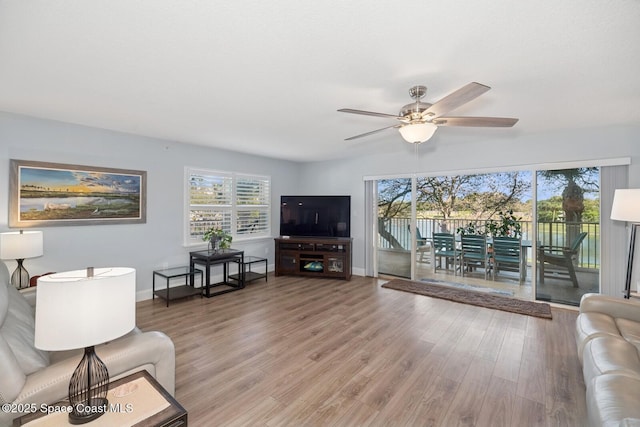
[184,235,274,249]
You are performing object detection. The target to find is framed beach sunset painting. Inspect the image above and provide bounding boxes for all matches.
[9,159,147,227]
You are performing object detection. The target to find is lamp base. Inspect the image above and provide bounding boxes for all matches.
[624,224,638,299]
[10,259,30,289]
[68,346,110,425]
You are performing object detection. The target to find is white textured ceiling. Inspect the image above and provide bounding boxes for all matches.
[0,0,639,161]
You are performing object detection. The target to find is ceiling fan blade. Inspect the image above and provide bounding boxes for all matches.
[433,116,519,127]
[338,108,399,119]
[345,124,400,140]
[422,82,491,119]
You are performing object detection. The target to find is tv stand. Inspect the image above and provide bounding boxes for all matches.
[274,237,352,280]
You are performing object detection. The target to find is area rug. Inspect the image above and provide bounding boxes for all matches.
[419,278,514,297]
[382,279,552,319]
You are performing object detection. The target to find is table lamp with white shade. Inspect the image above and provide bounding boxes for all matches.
[0,230,43,289]
[34,267,136,424]
[610,189,640,298]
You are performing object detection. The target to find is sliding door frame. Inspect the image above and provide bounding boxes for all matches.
[364,157,630,299]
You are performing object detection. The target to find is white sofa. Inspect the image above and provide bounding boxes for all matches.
[0,263,176,427]
[575,293,640,427]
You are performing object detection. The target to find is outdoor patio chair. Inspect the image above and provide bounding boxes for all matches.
[492,236,523,284]
[538,231,588,288]
[432,232,458,273]
[415,227,431,263]
[460,234,490,279]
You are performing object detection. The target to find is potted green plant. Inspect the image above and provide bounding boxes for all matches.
[486,209,522,238]
[456,221,484,236]
[202,227,232,251]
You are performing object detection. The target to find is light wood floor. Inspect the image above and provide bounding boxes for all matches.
[136,274,587,427]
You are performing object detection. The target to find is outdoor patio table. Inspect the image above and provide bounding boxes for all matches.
[429,238,533,282]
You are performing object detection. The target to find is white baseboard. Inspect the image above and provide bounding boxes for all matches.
[137,263,364,302]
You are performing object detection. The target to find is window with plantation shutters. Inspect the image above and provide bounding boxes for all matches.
[236,174,270,237]
[186,168,271,245]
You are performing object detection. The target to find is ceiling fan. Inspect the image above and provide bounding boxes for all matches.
[338,82,518,144]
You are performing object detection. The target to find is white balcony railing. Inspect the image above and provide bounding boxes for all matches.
[378,217,600,269]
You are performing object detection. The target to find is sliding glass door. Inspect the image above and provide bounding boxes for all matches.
[372,171,601,305]
[414,173,533,285]
[535,168,600,305]
[376,178,412,278]
[376,173,534,285]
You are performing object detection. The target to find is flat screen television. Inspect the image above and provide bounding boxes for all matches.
[280,195,351,238]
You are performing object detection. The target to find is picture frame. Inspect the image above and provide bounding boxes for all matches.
[9,159,147,227]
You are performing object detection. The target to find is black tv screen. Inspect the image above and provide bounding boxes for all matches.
[280,195,351,238]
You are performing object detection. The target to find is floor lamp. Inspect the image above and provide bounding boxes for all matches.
[610,189,640,298]
[34,267,136,424]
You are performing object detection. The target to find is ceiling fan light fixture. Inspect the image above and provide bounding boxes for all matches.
[398,122,437,144]
[339,82,517,142]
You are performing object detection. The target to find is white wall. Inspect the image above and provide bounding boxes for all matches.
[298,125,640,277]
[2,111,639,296]
[0,112,301,299]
